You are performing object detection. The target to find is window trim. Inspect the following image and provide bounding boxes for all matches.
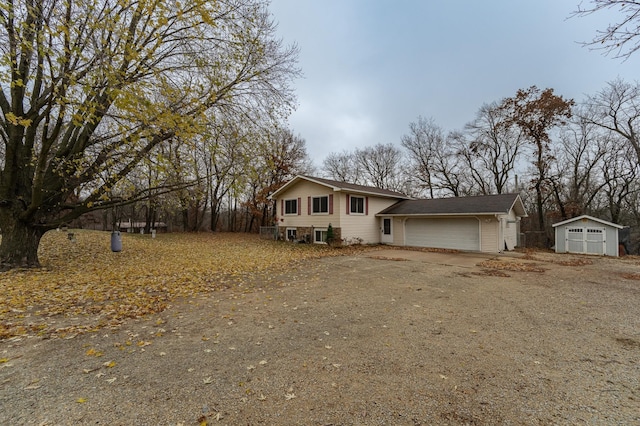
[312,195,329,215]
[350,195,365,215]
[314,228,328,244]
[284,198,298,215]
[286,227,297,241]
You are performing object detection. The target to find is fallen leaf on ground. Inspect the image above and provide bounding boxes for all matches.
[1,232,362,340]
[24,384,41,390]
[477,259,545,272]
[85,348,103,357]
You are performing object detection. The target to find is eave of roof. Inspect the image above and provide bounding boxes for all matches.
[269,175,410,200]
[551,214,624,229]
[377,193,528,217]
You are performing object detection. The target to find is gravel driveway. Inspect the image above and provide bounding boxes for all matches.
[1,249,639,425]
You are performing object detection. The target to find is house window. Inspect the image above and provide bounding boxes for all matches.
[284,199,298,215]
[314,229,328,244]
[312,196,329,214]
[286,228,297,241]
[350,196,365,214]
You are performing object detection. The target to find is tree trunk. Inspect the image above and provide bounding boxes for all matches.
[535,181,545,231]
[210,197,220,232]
[0,218,46,270]
[182,208,189,231]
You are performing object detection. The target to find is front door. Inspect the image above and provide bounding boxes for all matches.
[381,217,393,244]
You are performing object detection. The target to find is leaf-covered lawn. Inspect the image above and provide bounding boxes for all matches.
[0,231,347,340]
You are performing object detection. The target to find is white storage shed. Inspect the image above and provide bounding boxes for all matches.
[552,215,623,257]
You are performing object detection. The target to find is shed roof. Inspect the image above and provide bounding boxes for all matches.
[270,175,410,199]
[377,193,527,217]
[551,214,624,229]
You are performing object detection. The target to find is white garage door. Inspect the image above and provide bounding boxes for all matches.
[566,227,605,255]
[405,218,480,251]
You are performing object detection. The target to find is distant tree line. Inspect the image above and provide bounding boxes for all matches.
[76,126,312,234]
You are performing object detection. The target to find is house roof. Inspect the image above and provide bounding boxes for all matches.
[270,175,410,199]
[551,214,624,229]
[377,193,527,217]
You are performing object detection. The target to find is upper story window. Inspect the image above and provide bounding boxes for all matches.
[284,199,298,215]
[312,196,329,214]
[350,196,365,214]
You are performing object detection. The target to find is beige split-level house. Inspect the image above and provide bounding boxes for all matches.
[270,175,527,253]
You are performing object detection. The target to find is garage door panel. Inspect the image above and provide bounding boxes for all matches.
[405,218,479,251]
[567,228,584,253]
[566,227,605,255]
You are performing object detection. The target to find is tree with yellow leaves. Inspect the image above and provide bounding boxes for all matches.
[0,0,299,269]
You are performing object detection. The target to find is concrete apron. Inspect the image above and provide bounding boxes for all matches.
[366,249,496,268]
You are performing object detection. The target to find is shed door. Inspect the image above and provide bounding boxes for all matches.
[566,227,585,253]
[565,227,605,254]
[586,228,605,254]
[405,218,479,251]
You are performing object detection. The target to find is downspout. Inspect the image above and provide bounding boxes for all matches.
[403,217,408,246]
[497,215,504,253]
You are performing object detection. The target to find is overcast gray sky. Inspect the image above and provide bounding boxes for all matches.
[269,0,640,163]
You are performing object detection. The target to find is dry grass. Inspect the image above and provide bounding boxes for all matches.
[620,272,640,280]
[552,258,594,266]
[0,230,351,340]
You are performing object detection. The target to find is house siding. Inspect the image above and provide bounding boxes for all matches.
[277,180,340,229]
[480,216,499,252]
[275,180,403,244]
[340,196,398,244]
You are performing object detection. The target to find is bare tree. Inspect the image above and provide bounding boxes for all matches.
[243,128,311,231]
[573,1,640,60]
[401,117,444,198]
[583,79,640,166]
[599,142,638,223]
[323,151,362,184]
[548,113,609,219]
[354,143,406,192]
[461,102,524,194]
